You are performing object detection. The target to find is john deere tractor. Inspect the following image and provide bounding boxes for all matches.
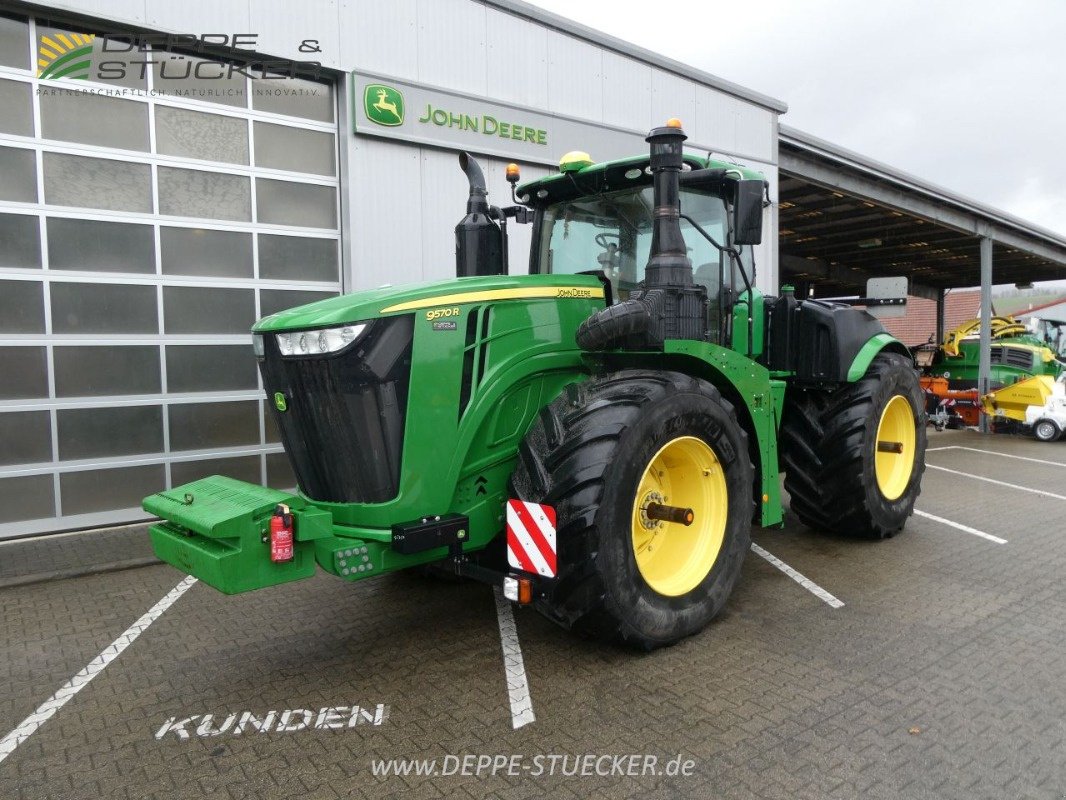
[144,120,926,649]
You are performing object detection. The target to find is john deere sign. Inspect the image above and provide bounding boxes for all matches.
[415,104,547,145]
[352,71,643,166]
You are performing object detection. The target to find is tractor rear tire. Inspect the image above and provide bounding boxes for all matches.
[780,352,927,539]
[510,370,752,650]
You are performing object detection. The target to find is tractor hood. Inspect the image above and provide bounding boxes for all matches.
[252,273,606,332]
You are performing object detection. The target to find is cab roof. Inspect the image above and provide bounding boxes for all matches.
[516,152,766,208]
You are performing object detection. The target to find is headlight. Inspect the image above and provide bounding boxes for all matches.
[252,334,265,358]
[275,323,367,356]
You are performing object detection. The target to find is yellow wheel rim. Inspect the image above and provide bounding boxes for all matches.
[630,436,728,597]
[874,395,917,501]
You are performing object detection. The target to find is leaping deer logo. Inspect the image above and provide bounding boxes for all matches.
[373,89,400,121]
[364,84,405,126]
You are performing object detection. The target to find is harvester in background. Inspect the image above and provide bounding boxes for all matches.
[914,315,1065,429]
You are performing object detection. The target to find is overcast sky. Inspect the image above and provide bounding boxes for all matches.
[526,0,1066,242]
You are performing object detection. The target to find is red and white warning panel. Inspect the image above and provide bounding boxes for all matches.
[506,500,557,578]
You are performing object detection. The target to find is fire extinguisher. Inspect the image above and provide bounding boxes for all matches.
[270,503,294,563]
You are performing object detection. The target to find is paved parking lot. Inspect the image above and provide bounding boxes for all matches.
[2,428,1066,799]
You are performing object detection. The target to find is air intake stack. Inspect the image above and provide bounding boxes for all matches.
[645,121,693,287]
[576,121,708,351]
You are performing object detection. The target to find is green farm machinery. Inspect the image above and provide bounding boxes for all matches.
[144,120,926,649]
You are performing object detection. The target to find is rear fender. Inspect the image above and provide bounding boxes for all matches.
[846,333,911,382]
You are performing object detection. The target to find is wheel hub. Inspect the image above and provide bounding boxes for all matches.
[630,436,728,597]
[638,491,665,530]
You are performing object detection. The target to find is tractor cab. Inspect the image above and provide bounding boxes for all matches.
[518,148,766,349]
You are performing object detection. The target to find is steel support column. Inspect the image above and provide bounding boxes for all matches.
[935,288,946,345]
[978,237,993,433]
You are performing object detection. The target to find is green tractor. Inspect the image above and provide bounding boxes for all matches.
[144,121,926,649]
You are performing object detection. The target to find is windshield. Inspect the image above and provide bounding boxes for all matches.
[1031,318,1066,357]
[537,186,730,301]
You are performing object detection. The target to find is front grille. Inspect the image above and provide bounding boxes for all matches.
[258,315,414,503]
[1003,347,1035,370]
[989,346,1035,370]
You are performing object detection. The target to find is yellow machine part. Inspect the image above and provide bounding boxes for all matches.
[981,375,1057,422]
[942,316,1028,357]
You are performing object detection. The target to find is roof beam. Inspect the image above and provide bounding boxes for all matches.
[779,210,892,236]
[779,148,1066,269]
[779,253,940,300]
[789,229,974,259]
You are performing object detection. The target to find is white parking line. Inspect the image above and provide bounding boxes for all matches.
[0,575,197,766]
[925,464,1066,501]
[927,444,1066,468]
[493,587,535,730]
[750,543,844,609]
[913,509,1007,544]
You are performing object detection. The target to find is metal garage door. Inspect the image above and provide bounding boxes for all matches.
[0,11,341,537]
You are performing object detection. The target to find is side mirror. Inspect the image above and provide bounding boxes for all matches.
[732,179,764,245]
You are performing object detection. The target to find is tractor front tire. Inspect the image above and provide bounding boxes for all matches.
[781,352,927,539]
[511,370,752,650]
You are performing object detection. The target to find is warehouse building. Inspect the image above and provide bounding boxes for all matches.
[0,0,783,537]
[1,0,1064,538]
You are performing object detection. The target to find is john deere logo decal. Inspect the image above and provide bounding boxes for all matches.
[37,31,96,80]
[274,392,288,413]
[364,84,404,126]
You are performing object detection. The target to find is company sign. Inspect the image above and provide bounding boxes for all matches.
[37,31,321,83]
[352,71,645,165]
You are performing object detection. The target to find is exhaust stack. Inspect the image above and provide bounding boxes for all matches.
[455,152,504,278]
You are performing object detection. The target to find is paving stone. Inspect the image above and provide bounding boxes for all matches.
[1,429,1065,797]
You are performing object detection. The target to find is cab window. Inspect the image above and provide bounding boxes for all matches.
[537,186,732,336]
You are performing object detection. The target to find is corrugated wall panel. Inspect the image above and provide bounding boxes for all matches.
[47,0,146,24]
[694,84,739,157]
[416,0,488,96]
[546,31,602,120]
[418,147,471,283]
[602,50,651,131]
[145,0,250,38]
[251,0,340,68]
[351,138,423,289]
[486,8,548,109]
[343,0,419,81]
[735,104,774,163]
[650,69,696,133]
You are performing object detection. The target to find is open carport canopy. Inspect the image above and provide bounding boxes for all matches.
[778,125,1066,299]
